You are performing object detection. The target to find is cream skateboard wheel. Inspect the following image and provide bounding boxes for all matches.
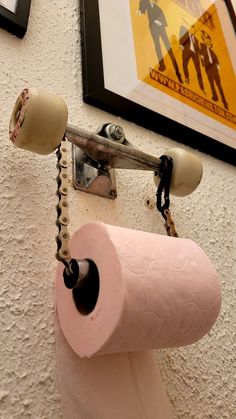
[9,88,68,155]
[154,148,203,197]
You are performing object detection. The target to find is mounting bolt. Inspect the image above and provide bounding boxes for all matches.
[110,189,116,197]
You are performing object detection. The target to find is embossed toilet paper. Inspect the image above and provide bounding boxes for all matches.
[56,222,221,358]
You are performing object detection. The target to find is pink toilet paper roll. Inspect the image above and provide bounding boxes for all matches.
[56,222,221,358]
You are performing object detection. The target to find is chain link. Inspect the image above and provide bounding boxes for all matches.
[55,137,72,268]
[162,208,178,237]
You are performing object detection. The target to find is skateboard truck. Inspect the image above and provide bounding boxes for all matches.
[9,87,203,200]
[67,122,168,199]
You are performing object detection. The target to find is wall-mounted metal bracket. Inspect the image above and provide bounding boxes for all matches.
[68,123,163,199]
[72,143,117,199]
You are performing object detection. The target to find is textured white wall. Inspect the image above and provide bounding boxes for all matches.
[0,0,235,418]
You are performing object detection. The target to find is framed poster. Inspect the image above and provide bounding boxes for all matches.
[80,0,236,165]
[0,0,31,38]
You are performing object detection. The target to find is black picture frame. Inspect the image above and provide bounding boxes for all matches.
[0,0,31,38]
[80,0,236,165]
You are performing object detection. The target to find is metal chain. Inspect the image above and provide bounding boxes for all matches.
[55,138,178,272]
[55,142,90,289]
[156,155,178,238]
[55,137,72,269]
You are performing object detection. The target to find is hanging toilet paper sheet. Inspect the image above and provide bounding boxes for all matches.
[55,310,173,419]
[56,222,221,358]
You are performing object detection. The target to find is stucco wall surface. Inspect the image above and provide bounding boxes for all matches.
[0,1,235,418]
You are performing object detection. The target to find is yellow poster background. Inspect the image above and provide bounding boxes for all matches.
[130,0,236,130]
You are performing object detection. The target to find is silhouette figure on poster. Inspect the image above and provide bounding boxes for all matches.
[199,30,228,110]
[179,23,205,94]
[138,0,183,83]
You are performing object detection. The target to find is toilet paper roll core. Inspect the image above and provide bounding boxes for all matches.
[72,259,100,316]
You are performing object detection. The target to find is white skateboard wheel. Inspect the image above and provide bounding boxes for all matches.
[154,148,203,197]
[9,88,68,155]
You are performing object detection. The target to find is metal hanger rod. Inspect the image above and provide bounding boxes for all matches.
[66,124,162,174]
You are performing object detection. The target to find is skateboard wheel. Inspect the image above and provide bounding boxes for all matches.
[9,88,68,155]
[154,148,203,197]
